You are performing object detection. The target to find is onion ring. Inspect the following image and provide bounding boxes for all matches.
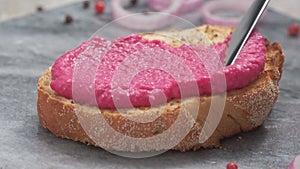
[201,0,262,27]
[148,0,203,13]
[287,155,300,169]
[111,0,183,31]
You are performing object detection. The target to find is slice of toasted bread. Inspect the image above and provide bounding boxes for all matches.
[37,25,284,152]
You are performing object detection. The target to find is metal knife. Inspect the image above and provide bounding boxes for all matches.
[225,0,271,66]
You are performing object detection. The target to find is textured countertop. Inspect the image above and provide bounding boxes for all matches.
[1,0,300,22]
[0,1,300,169]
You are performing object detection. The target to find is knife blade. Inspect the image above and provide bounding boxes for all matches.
[225,0,271,66]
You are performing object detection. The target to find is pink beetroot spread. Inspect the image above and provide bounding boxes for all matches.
[51,32,266,109]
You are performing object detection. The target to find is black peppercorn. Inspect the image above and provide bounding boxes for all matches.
[37,6,43,12]
[130,0,138,6]
[65,15,73,24]
[83,1,90,9]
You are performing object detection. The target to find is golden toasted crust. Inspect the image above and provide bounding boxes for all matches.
[37,25,284,152]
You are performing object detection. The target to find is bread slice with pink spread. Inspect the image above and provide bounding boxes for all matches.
[37,25,284,152]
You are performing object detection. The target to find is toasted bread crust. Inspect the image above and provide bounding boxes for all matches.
[37,25,284,152]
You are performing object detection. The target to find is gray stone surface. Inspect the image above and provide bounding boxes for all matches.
[0,2,300,169]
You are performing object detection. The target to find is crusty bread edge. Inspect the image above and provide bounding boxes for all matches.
[37,25,284,152]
